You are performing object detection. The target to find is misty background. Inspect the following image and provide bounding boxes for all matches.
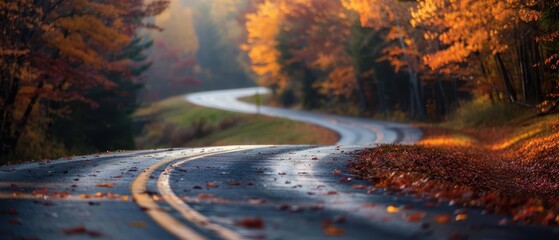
[140,0,253,103]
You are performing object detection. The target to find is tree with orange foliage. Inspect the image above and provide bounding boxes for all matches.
[343,0,428,118]
[0,0,169,160]
[277,0,358,108]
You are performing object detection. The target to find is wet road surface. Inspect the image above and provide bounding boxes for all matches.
[0,88,557,239]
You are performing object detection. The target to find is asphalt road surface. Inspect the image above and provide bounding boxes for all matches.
[0,88,557,240]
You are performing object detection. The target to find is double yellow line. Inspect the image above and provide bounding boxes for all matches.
[130,146,266,240]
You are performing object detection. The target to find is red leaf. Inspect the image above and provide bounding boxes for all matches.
[235,217,264,229]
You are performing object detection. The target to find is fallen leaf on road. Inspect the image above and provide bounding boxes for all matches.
[386,205,400,213]
[63,226,87,235]
[455,213,468,221]
[227,180,242,186]
[351,184,368,190]
[235,217,264,229]
[332,169,341,175]
[206,182,218,188]
[96,182,115,188]
[323,226,345,236]
[435,214,451,223]
[249,198,267,205]
[340,177,351,182]
[404,212,425,222]
[129,221,148,228]
[54,192,69,199]
[32,189,48,196]
[312,157,319,160]
[278,204,290,211]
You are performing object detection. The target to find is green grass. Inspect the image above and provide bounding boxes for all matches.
[442,100,534,129]
[237,92,273,106]
[135,97,237,129]
[134,96,338,148]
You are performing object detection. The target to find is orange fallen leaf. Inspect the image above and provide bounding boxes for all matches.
[96,182,115,188]
[332,169,341,175]
[32,189,48,196]
[386,205,400,213]
[455,214,468,221]
[404,212,425,222]
[206,182,218,188]
[54,192,69,199]
[435,214,451,223]
[323,226,345,236]
[198,194,217,201]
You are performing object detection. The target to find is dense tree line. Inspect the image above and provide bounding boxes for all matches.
[242,0,559,119]
[0,0,169,161]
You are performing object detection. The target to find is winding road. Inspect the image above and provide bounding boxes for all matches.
[0,88,556,240]
[186,87,421,145]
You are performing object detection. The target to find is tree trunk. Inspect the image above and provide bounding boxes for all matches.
[532,40,544,103]
[394,23,424,119]
[437,77,448,117]
[376,78,387,118]
[353,73,368,116]
[11,80,44,150]
[494,53,517,102]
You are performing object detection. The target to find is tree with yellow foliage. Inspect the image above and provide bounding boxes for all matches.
[242,0,287,91]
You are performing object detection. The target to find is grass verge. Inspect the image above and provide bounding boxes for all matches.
[134,96,338,148]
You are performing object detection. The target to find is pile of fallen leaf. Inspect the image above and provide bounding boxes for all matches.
[350,123,559,227]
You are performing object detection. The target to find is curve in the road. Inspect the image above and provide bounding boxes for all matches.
[1,89,557,240]
[186,87,422,145]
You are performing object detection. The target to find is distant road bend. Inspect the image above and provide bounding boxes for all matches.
[0,88,556,240]
[186,87,421,145]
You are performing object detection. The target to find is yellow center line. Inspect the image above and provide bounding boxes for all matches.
[130,146,266,240]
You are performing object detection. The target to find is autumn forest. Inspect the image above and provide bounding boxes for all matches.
[243,0,558,118]
[1,0,558,161]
